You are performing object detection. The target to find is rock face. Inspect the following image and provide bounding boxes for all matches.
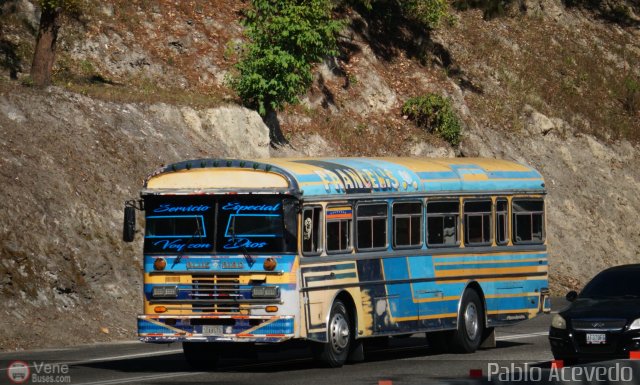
[0,87,270,350]
[460,106,640,293]
[0,0,639,352]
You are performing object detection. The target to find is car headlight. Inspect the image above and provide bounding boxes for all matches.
[629,318,640,330]
[551,314,567,330]
[152,285,179,298]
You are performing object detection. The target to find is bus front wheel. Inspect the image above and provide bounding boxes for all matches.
[450,289,484,353]
[313,300,352,367]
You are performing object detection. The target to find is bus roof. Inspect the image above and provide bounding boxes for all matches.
[143,157,545,197]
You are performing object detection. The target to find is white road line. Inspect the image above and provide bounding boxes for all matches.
[497,331,549,341]
[73,349,184,364]
[72,371,202,385]
[0,349,183,372]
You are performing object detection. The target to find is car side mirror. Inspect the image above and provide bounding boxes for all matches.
[566,290,578,302]
[123,206,136,242]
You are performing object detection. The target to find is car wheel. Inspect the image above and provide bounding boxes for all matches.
[450,289,484,353]
[313,300,352,367]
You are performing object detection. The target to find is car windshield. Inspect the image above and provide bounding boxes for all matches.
[580,269,640,299]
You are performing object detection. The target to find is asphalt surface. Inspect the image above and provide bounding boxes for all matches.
[2,299,639,385]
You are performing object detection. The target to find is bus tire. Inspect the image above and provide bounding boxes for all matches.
[450,289,484,353]
[183,342,220,369]
[314,300,352,367]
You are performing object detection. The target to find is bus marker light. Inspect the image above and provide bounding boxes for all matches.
[154,306,167,313]
[264,258,277,271]
[265,306,278,313]
[551,359,564,368]
[154,258,167,271]
[378,380,392,385]
[469,369,482,378]
[631,351,640,360]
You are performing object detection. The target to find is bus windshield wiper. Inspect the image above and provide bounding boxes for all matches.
[228,218,255,268]
[172,218,203,268]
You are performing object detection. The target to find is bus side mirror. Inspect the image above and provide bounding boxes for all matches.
[123,206,136,242]
[566,290,578,302]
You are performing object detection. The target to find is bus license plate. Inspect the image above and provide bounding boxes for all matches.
[202,325,223,335]
[586,333,606,344]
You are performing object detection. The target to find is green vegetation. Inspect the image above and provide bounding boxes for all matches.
[228,0,343,116]
[353,0,451,28]
[622,76,639,116]
[402,94,462,145]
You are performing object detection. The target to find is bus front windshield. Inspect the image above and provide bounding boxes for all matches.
[143,196,296,254]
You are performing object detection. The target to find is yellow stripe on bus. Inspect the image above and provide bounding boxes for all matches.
[435,266,547,277]
[391,312,458,322]
[412,295,460,303]
[438,276,547,284]
[434,258,545,266]
[485,292,540,299]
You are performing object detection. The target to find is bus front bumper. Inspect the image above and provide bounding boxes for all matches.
[138,315,295,343]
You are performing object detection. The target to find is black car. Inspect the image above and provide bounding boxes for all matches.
[549,264,640,362]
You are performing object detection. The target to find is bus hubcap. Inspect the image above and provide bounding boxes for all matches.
[465,302,479,340]
[330,313,350,352]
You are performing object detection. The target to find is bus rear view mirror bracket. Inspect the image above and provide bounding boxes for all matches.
[123,199,144,243]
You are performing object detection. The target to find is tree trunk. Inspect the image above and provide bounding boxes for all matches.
[30,6,62,87]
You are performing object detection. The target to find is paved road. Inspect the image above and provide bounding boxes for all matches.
[2,300,639,385]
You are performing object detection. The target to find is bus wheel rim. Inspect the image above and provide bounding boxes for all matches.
[465,302,479,340]
[330,313,349,352]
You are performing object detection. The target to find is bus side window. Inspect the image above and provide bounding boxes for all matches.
[426,201,459,247]
[302,206,322,255]
[464,200,492,246]
[496,199,508,245]
[393,202,422,248]
[512,199,544,244]
[356,203,388,251]
[326,205,353,254]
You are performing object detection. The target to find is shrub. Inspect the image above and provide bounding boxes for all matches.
[402,94,462,145]
[351,0,450,29]
[228,0,343,116]
[622,76,639,115]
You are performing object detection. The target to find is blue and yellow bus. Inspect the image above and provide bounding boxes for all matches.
[123,157,550,367]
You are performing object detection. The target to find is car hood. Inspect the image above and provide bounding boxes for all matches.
[562,298,640,321]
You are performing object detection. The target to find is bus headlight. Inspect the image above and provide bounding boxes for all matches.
[152,285,179,298]
[252,286,280,299]
[551,314,567,330]
[629,318,640,330]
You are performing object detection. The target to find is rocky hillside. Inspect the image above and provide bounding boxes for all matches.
[0,0,639,350]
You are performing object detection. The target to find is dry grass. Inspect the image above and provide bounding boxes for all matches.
[444,8,639,141]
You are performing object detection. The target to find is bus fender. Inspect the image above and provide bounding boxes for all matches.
[306,289,358,344]
[456,280,488,329]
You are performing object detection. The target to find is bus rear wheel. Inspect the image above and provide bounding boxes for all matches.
[450,289,484,353]
[313,300,352,367]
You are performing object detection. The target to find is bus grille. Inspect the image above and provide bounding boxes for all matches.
[190,275,242,313]
[572,319,626,331]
